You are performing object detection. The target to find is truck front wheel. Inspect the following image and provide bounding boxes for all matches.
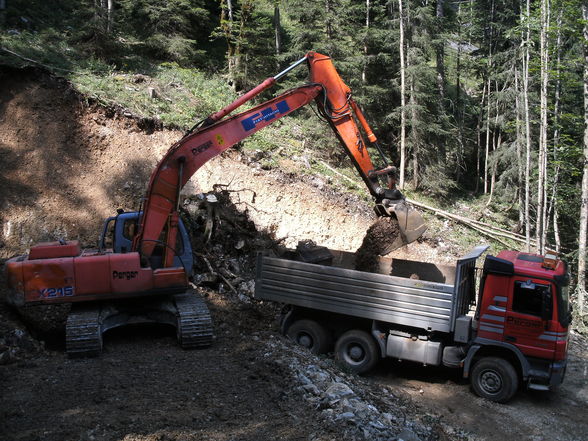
[335,330,379,374]
[286,319,331,354]
[471,357,519,403]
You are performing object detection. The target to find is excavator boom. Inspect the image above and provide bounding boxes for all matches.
[134,52,426,265]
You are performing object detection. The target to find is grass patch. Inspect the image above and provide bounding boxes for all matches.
[1,31,235,128]
[71,64,236,128]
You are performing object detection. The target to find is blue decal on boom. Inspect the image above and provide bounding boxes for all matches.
[241,100,290,131]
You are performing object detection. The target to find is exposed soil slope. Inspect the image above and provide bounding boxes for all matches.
[0,68,448,262]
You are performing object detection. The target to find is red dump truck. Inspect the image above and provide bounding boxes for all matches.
[255,245,571,403]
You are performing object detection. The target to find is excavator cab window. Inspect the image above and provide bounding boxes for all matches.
[122,219,137,241]
[99,217,116,251]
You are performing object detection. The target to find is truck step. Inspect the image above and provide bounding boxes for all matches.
[528,383,550,391]
[66,306,103,357]
[174,291,213,349]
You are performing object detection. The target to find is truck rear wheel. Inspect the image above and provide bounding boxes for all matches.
[286,319,331,354]
[471,357,519,403]
[335,330,379,374]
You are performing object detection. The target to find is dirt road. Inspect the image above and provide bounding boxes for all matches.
[0,291,436,441]
[371,335,588,441]
[0,294,334,441]
[3,294,586,441]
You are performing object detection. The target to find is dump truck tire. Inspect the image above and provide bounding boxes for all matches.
[287,319,331,354]
[471,357,519,403]
[335,330,379,374]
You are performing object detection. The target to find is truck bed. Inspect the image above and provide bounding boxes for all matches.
[255,246,488,334]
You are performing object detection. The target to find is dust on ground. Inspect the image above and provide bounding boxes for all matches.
[1,66,587,441]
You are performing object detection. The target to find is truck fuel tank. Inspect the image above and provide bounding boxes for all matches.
[386,331,443,366]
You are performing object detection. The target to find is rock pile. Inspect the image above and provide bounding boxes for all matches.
[263,336,432,441]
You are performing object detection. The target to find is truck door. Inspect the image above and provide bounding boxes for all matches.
[504,279,556,360]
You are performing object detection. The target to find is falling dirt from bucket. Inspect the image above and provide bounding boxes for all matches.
[354,217,401,272]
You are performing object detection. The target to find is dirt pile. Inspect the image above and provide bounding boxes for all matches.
[0,302,47,365]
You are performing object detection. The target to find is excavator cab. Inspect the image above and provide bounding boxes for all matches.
[99,211,194,276]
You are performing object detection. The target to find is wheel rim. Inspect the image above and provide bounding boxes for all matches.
[343,342,366,366]
[479,369,503,395]
[296,332,313,349]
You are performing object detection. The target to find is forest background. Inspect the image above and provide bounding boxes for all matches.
[0,0,587,324]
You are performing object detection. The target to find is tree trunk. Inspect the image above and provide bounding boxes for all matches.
[484,75,491,194]
[362,0,370,84]
[486,81,502,207]
[475,82,487,194]
[411,80,418,189]
[274,3,282,65]
[325,0,333,41]
[515,65,525,231]
[455,2,464,183]
[537,0,550,254]
[577,2,588,314]
[551,8,563,252]
[523,0,532,252]
[107,0,114,33]
[398,0,407,189]
[405,0,418,189]
[436,0,445,100]
[484,0,495,195]
[221,0,236,86]
[223,0,253,91]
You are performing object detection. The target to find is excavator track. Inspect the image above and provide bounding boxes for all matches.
[66,305,103,357]
[174,291,213,349]
[64,291,212,357]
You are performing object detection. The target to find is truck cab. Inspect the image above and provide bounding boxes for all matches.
[99,211,194,277]
[468,250,571,400]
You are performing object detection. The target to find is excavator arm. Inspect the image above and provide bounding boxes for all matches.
[133,52,426,266]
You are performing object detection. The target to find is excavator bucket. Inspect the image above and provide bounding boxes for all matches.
[377,200,427,255]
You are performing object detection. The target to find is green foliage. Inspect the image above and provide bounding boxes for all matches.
[117,0,212,64]
[71,63,235,128]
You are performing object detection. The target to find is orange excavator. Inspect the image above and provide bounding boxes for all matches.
[5,52,426,356]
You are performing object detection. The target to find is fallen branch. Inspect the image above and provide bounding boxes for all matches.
[406,198,541,249]
[194,251,238,293]
[193,251,215,273]
[1,46,87,74]
[319,160,362,188]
